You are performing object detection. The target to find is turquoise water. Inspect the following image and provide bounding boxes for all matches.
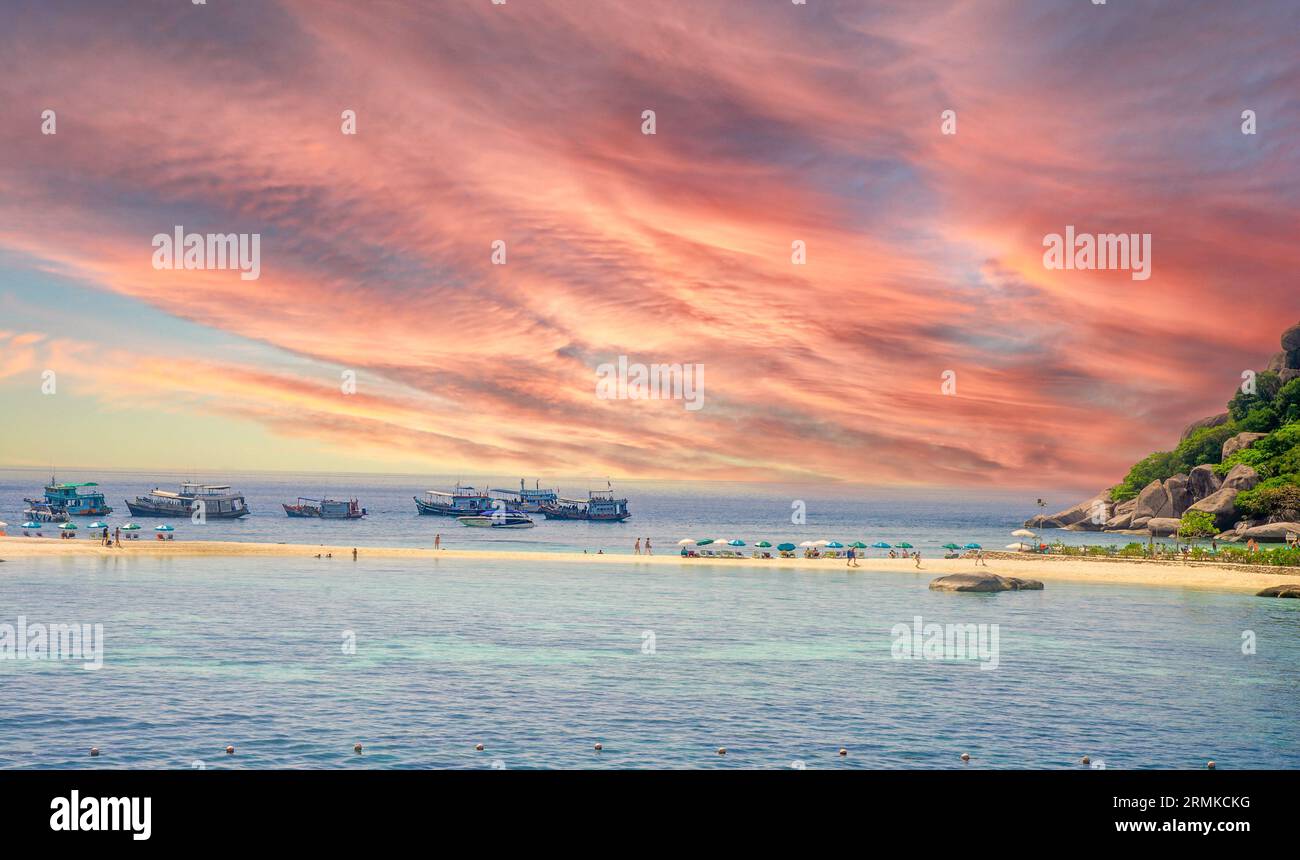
[1,554,1296,769]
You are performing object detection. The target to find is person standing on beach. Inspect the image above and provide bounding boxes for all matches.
[434,534,441,550]
[114,527,120,548]
[913,551,922,569]
[645,538,652,556]
[352,547,357,561]
[102,526,109,546]
[846,546,858,568]
[634,538,641,555]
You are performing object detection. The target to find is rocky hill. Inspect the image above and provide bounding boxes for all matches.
[1026,322,1300,542]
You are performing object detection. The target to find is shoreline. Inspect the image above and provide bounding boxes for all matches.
[1,536,1294,593]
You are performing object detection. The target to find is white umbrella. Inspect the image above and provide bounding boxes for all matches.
[815,540,830,546]
[798,541,816,547]
[0,521,8,528]
[1005,542,1032,551]
[677,539,694,545]
[1011,529,1036,538]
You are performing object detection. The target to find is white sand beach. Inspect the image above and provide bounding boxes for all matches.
[1,536,1294,593]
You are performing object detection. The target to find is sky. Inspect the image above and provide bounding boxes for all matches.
[0,0,1297,492]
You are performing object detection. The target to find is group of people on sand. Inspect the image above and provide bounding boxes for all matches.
[95,526,120,547]
[633,538,653,555]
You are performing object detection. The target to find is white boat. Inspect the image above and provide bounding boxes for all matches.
[456,510,536,529]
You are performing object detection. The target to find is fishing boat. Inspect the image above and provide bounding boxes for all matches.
[414,483,494,516]
[23,480,113,522]
[282,497,366,519]
[456,510,536,528]
[490,478,559,513]
[541,486,631,522]
[125,483,250,518]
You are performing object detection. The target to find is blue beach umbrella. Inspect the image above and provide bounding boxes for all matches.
[695,538,715,546]
[871,541,891,549]
[88,521,108,529]
[755,541,772,548]
[155,524,175,532]
[59,522,78,531]
[777,543,796,552]
[826,541,844,549]
[22,521,42,529]
[964,543,982,550]
[896,542,914,549]
[850,541,868,549]
[727,539,746,547]
[122,523,141,531]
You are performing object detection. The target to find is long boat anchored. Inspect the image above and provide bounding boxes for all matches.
[541,487,631,522]
[414,483,494,516]
[126,483,250,519]
[283,497,366,519]
[490,478,559,513]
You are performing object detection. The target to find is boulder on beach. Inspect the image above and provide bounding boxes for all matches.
[929,573,1044,593]
[1256,584,1300,598]
[1133,480,1173,521]
[1187,487,1240,530]
[1164,474,1192,517]
[1235,522,1300,542]
[1188,464,1222,501]
[1222,432,1268,460]
[1221,464,1260,492]
[1146,517,1182,537]
[1180,412,1230,443]
[1104,511,1134,531]
[1023,495,1108,530]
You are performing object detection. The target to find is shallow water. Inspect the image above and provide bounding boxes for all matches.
[1,554,1296,769]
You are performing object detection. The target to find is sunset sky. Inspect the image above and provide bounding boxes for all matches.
[0,0,1296,491]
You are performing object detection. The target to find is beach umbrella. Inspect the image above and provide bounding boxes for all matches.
[1006,542,1031,551]
[896,542,913,549]
[1011,529,1036,538]
[942,543,961,550]
[826,541,844,549]
[777,543,796,551]
[815,540,830,546]
[964,543,982,550]
[122,523,141,531]
[850,541,868,549]
[677,539,694,545]
[871,541,891,549]
[155,524,175,532]
[755,541,772,548]
[695,538,715,545]
[798,541,816,547]
[59,522,78,530]
[0,521,7,528]
[727,539,746,547]
[22,521,41,529]
[88,521,108,529]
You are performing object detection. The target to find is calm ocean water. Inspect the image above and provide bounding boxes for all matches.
[0,555,1296,769]
[3,469,1296,769]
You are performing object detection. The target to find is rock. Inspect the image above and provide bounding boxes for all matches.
[1267,351,1287,373]
[929,574,1044,593]
[1164,474,1192,517]
[1235,522,1300,542]
[1221,464,1260,492]
[1146,517,1183,537]
[1187,487,1240,529]
[1256,584,1300,598]
[1188,464,1222,501]
[1222,432,1268,460]
[1023,495,1109,530]
[1281,322,1300,353]
[1133,480,1173,521]
[1180,412,1230,443]
[1130,515,1152,530]
[1104,511,1134,531]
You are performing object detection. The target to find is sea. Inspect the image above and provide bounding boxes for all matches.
[1,468,1297,769]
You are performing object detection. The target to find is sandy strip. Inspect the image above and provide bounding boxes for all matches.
[2,536,1296,593]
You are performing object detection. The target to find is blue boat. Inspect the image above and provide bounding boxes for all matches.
[490,478,559,513]
[23,479,113,522]
[414,483,494,516]
[541,486,631,522]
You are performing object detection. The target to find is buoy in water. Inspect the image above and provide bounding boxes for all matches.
[960,752,970,762]
[90,747,100,757]
[226,745,235,755]
[838,748,848,757]
[475,743,485,751]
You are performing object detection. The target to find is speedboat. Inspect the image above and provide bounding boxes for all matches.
[456,510,536,528]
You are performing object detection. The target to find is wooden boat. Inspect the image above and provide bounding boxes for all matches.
[541,487,631,522]
[126,483,250,518]
[23,480,112,521]
[283,497,365,519]
[414,483,494,516]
